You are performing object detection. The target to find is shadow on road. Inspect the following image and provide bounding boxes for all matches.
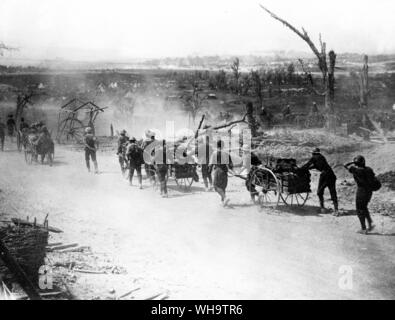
[272,204,323,216]
[51,160,69,167]
[368,232,395,237]
[167,185,206,195]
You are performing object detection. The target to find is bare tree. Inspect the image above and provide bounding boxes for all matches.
[251,70,264,108]
[259,5,337,119]
[287,63,295,84]
[215,70,228,90]
[182,75,208,126]
[351,55,384,140]
[358,55,369,110]
[240,73,252,96]
[231,57,241,94]
[246,101,258,137]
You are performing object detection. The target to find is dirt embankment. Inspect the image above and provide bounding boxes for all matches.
[330,143,395,218]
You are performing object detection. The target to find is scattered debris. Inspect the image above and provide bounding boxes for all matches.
[15,291,63,300]
[371,202,395,217]
[0,238,42,300]
[0,225,48,285]
[11,218,63,233]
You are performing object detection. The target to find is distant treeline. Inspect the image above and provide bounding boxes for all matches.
[0,65,49,73]
[142,53,395,70]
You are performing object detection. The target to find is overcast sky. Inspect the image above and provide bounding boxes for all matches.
[0,0,394,61]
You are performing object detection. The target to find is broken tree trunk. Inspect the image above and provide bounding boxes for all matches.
[194,114,206,139]
[15,95,26,151]
[327,50,336,114]
[360,55,369,109]
[246,102,258,137]
[259,5,337,128]
[325,50,337,131]
[360,55,371,138]
[357,55,386,142]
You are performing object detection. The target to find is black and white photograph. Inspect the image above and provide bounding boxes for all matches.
[0,0,394,304]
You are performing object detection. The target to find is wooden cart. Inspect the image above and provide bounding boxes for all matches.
[246,158,311,208]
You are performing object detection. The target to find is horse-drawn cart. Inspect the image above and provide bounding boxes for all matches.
[168,162,199,189]
[22,131,54,166]
[244,158,311,208]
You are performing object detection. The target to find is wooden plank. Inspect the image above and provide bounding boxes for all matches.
[144,293,165,300]
[16,291,63,300]
[73,268,106,274]
[47,242,63,247]
[47,243,78,251]
[57,246,89,254]
[118,287,141,300]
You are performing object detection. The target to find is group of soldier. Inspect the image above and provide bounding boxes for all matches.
[80,124,380,234]
[108,129,234,203]
[301,148,379,234]
[1,108,381,235]
[0,114,48,152]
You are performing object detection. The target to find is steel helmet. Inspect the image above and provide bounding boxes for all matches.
[129,137,136,143]
[312,147,321,154]
[120,129,127,136]
[85,127,92,134]
[353,155,366,167]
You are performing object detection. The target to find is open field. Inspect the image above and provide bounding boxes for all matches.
[1,69,395,140]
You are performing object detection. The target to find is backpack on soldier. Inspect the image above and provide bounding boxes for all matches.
[367,168,381,192]
[370,176,382,192]
[128,144,144,165]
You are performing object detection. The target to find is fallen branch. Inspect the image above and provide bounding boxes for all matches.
[117,287,141,300]
[73,268,106,274]
[210,113,248,131]
[47,243,79,252]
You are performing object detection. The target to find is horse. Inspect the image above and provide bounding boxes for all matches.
[35,134,55,166]
[24,132,54,166]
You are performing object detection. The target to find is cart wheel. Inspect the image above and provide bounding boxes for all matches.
[175,177,194,190]
[250,167,281,208]
[280,192,309,207]
[58,118,85,144]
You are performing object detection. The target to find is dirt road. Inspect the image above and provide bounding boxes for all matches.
[0,142,394,300]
